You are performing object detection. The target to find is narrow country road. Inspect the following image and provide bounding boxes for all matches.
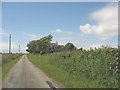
[3,55,54,88]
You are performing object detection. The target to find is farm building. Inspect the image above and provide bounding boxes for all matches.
[47,42,64,52]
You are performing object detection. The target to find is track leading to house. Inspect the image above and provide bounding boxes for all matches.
[3,55,53,88]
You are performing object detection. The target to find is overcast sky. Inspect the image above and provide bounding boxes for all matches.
[0,2,118,53]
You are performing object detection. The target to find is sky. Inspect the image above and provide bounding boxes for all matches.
[1,2,118,53]
[1,0,119,2]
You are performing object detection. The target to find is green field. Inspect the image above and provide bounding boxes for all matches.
[27,47,118,88]
[2,53,22,79]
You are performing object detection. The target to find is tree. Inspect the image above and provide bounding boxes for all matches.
[64,43,76,50]
[26,34,53,53]
[26,40,38,53]
[40,34,53,42]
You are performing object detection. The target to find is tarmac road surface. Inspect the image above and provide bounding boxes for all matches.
[3,55,54,88]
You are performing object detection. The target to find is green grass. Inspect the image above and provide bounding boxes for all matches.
[27,47,118,88]
[2,53,22,79]
[28,54,97,88]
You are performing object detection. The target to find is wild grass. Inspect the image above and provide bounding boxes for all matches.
[2,53,22,79]
[27,47,118,88]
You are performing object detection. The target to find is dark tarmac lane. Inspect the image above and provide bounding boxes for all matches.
[3,55,53,88]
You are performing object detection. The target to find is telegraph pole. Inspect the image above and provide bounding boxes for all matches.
[19,44,20,53]
[9,34,11,53]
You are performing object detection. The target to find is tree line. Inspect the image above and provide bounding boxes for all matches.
[26,34,76,54]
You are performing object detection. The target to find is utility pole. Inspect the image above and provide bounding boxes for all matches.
[9,34,11,53]
[19,44,20,53]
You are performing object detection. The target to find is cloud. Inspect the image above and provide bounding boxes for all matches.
[80,3,118,40]
[0,42,27,53]
[80,24,95,34]
[52,29,73,35]
[22,31,38,40]
[0,42,18,53]
[89,42,118,49]
[54,29,63,33]
[89,44,102,49]
[28,34,38,39]
[0,29,9,37]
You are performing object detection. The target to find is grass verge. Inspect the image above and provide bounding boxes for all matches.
[27,53,99,88]
[2,53,22,79]
[27,48,118,88]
